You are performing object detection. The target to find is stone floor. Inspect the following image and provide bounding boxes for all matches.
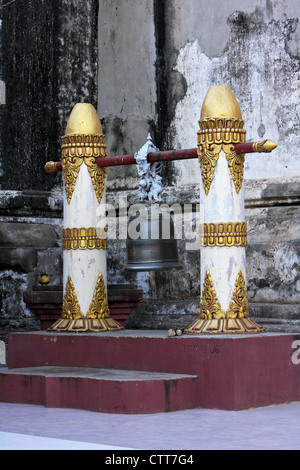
[0,401,300,450]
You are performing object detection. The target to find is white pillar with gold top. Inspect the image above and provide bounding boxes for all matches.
[48,103,123,332]
[185,86,265,334]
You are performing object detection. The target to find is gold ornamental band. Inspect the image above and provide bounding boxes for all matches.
[63,227,108,250]
[200,222,247,247]
[61,133,107,158]
[198,118,246,145]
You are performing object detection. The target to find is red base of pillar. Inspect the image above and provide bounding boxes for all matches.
[1,330,300,412]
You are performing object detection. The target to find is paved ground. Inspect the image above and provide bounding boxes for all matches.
[0,401,300,450]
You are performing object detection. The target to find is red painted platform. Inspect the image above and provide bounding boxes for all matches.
[1,330,300,413]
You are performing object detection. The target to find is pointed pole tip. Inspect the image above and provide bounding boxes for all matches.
[263,140,277,152]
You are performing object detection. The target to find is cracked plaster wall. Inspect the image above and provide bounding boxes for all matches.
[171,2,300,186]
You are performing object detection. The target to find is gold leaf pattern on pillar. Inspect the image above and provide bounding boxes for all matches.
[62,155,84,204]
[61,133,107,204]
[84,157,107,204]
[197,117,246,195]
[223,144,245,194]
[86,273,110,319]
[184,269,264,334]
[200,270,226,320]
[198,143,222,195]
[226,270,249,319]
[62,275,84,320]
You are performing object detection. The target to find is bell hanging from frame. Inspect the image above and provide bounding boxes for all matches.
[125,206,183,271]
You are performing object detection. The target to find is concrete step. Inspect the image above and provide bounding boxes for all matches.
[0,366,200,414]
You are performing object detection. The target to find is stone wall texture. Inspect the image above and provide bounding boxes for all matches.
[0,0,98,342]
[0,0,299,344]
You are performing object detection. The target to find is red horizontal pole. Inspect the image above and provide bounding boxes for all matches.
[94,148,198,167]
[234,143,256,154]
[148,148,197,163]
[95,153,136,167]
[45,148,199,172]
[44,140,276,173]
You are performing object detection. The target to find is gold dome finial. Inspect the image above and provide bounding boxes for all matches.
[200,86,242,119]
[65,103,103,135]
[61,104,107,205]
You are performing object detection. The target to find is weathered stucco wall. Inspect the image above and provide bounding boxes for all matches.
[170,0,300,185]
[98,0,157,189]
[99,0,300,331]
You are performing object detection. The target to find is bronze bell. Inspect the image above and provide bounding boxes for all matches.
[125,207,182,271]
